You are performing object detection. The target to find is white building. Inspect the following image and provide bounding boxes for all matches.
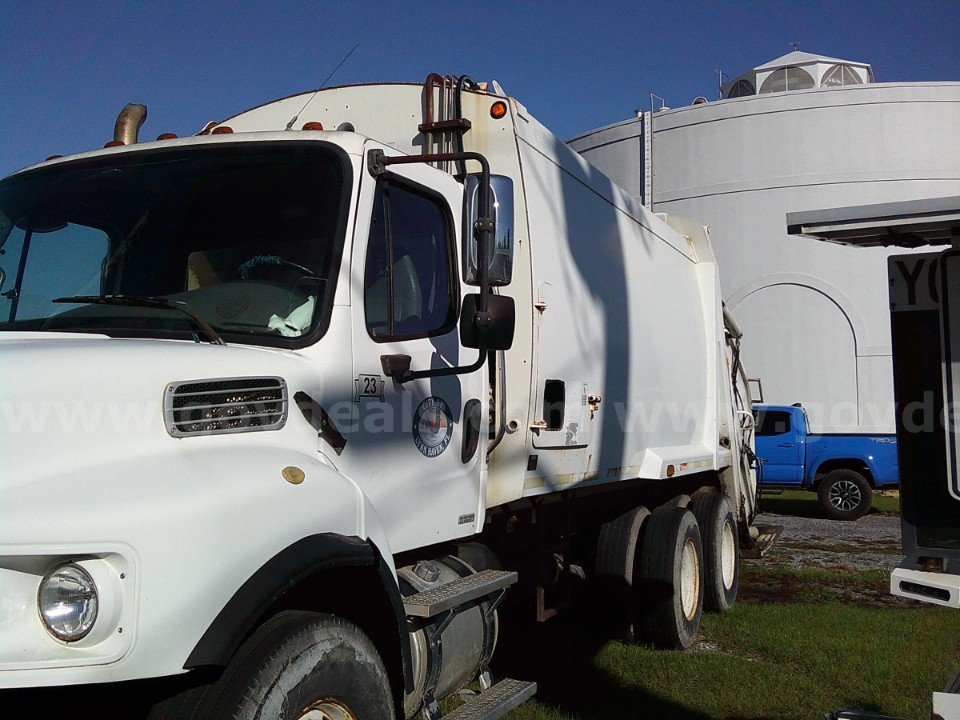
[569,51,960,433]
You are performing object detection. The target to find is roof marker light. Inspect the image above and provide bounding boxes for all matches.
[302,121,324,131]
[104,140,125,148]
[490,101,508,120]
[45,155,63,161]
[211,126,234,135]
[156,133,178,140]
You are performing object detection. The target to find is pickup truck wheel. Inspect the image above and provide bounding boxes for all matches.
[200,611,395,720]
[691,493,739,612]
[637,506,703,650]
[817,470,873,521]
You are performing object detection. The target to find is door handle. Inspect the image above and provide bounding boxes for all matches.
[777,442,794,448]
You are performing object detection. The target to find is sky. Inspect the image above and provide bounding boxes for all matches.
[2,0,958,176]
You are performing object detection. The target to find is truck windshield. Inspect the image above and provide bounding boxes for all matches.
[0,142,348,346]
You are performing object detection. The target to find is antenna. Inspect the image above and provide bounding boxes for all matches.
[790,40,800,51]
[285,42,361,131]
[715,69,727,99]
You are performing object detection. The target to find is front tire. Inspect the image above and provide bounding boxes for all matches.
[691,493,739,612]
[197,611,395,720]
[817,469,872,521]
[637,506,704,650]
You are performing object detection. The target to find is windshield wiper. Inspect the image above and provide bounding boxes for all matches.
[52,295,225,346]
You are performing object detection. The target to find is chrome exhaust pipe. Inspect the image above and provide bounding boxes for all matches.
[113,103,148,145]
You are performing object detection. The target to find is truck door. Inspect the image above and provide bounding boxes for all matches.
[346,150,486,552]
[754,408,803,484]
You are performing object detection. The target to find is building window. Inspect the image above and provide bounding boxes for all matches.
[363,181,457,341]
[725,79,756,99]
[759,66,815,94]
[822,64,863,87]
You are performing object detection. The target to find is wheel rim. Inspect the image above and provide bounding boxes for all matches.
[828,480,862,512]
[720,519,737,590]
[680,537,700,620]
[297,700,358,720]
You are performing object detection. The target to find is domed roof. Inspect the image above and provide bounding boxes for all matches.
[754,50,861,71]
[721,50,874,100]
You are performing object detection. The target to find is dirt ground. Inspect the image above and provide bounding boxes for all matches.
[753,511,902,572]
[741,510,915,607]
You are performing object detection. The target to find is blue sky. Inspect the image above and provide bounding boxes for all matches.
[2,0,958,176]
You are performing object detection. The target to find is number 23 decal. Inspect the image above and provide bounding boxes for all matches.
[354,374,385,402]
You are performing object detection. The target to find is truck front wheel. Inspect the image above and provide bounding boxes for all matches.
[637,506,704,650]
[152,611,396,720]
[817,469,873,521]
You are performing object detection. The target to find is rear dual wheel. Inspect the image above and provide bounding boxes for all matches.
[598,495,740,650]
[691,493,739,612]
[637,506,704,650]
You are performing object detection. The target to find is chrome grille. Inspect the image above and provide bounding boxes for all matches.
[164,377,287,437]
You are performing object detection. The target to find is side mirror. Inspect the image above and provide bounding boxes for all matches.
[464,174,514,287]
[460,293,515,351]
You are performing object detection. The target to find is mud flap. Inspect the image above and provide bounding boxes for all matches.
[740,524,782,559]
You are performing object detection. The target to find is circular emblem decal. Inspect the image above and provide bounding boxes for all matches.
[412,397,453,458]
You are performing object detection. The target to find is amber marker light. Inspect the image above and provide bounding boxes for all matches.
[104,140,124,148]
[211,126,234,134]
[490,101,508,119]
[156,133,178,140]
[666,464,676,477]
[302,121,324,131]
[45,155,63,161]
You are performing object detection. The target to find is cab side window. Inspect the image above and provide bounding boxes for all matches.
[364,181,457,340]
[755,410,791,436]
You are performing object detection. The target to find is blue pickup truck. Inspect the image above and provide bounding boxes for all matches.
[753,404,898,520]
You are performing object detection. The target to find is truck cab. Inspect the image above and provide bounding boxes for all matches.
[754,403,898,519]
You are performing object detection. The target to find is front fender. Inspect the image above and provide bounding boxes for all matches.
[0,442,376,686]
[185,533,375,668]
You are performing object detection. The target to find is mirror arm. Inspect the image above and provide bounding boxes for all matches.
[370,149,495,384]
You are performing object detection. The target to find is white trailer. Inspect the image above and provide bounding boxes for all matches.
[0,75,757,719]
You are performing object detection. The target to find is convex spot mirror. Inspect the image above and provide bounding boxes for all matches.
[460,293,515,351]
[464,174,514,287]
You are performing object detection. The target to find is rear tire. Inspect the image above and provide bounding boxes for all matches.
[595,505,650,642]
[637,506,703,650]
[817,469,872,521]
[691,493,739,612]
[151,611,396,720]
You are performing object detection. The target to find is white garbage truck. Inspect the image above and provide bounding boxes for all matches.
[0,75,757,719]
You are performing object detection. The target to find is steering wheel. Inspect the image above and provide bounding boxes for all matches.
[238,255,316,282]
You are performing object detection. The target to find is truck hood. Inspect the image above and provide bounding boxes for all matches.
[0,333,320,491]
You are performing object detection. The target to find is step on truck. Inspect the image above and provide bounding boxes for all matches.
[0,75,758,719]
[754,403,898,520]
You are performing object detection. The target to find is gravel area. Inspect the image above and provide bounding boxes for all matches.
[751,511,903,571]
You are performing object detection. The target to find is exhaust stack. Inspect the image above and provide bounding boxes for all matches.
[113,103,148,145]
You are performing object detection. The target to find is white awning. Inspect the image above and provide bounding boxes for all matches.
[786,196,960,247]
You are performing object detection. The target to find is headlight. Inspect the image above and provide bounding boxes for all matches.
[37,563,99,642]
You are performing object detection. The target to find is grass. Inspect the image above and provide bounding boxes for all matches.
[485,565,956,720]
[758,489,901,518]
